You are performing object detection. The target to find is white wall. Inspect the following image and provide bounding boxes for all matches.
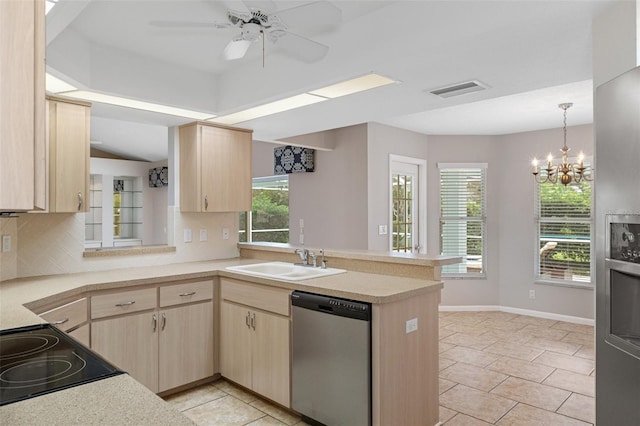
[251,122,596,319]
[426,135,502,307]
[288,125,369,250]
[497,125,594,318]
[366,122,428,252]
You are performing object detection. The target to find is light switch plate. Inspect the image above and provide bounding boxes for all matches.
[183,229,192,243]
[406,318,418,334]
[222,228,230,240]
[378,225,388,235]
[199,229,207,242]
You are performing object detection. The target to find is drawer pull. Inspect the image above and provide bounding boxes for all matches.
[246,311,250,328]
[153,313,157,331]
[179,291,196,297]
[162,313,167,330]
[52,318,69,325]
[115,301,136,307]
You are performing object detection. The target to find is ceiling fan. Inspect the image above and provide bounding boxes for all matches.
[149,0,341,63]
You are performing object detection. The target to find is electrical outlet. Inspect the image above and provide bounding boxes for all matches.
[183,229,192,243]
[2,235,11,252]
[199,229,207,242]
[378,225,388,235]
[299,233,304,244]
[222,228,229,240]
[529,290,536,299]
[299,219,304,228]
[406,318,418,334]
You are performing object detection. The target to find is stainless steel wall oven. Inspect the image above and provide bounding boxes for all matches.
[605,214,640,360]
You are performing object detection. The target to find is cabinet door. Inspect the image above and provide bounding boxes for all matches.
[158,302,214,392]
[0,0,45,211]
[201,125,252,212]
[68,323,90,347]
[48,99,90,212]
[220,301,252,389]
[91,312,159,392]
[252,311,291,407]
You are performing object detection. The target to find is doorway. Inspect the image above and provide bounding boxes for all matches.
[389,155,426,253]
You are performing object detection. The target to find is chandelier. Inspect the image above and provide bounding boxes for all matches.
[532,102,593,185]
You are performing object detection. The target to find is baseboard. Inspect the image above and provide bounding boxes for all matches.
[439,305,594,326]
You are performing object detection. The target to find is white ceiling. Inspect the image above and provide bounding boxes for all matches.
[46,0,614,161]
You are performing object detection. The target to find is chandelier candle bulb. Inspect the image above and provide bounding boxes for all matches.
[578,152,585,168]
[547,154,553,170]
[532,158,539,174]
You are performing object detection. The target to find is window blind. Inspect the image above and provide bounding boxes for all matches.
[536,179,592,283]
[439,164,487,277]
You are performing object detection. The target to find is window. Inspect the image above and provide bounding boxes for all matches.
[536,179,592,284]
[391,172,414,252]
[240,176,289,243]
[439,163,487,277]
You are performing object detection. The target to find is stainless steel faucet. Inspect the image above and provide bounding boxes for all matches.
[295,248,309,265]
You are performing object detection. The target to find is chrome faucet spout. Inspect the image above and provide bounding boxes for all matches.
[295,248,308,264]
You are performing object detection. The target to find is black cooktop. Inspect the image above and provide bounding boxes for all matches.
[0,323,123,406]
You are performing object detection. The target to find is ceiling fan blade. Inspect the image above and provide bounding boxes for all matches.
[223,39,252,60]
[275,1,341,30]
[272,31,329,63]
[149,20,227,29]
[242,0,276,13]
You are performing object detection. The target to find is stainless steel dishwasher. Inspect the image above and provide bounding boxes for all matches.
[291,291,371,426]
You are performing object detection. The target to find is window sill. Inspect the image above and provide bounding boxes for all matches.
[83,245,176,258]
[534,278,594,290]
[443,274,487,280]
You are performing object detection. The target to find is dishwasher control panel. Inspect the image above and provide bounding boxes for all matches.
[291,291,371,321]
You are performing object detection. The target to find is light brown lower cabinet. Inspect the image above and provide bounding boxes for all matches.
[220,278,291,407]
[91,281,215,394]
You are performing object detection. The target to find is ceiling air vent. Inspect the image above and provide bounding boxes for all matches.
[427,80,489,98]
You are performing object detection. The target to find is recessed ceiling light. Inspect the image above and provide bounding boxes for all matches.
[45,73,77,93]
[60,91,215,120]
[309,73,397,98]
[210,93,326,125]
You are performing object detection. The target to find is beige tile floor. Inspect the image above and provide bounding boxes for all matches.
[164,311,595,426]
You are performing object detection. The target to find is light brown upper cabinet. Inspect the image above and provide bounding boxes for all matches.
[179,122,252,212]
[0,0,45,212]
[47,97,91,213]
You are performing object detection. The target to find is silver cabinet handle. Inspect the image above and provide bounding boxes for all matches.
[162,313,166,330]
[246,311,250,328]
[179,292,196,297]
[152,313,157,332]
[77,192,83,211]
[204,195,208,211]
[52,318,69,325]
[115,301,135,307]
[250,312,256,330]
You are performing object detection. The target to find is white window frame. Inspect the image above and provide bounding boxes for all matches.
[438,163,487,278]
[534,163,593,287]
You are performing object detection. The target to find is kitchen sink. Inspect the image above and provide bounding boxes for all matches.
[226,262,347,281]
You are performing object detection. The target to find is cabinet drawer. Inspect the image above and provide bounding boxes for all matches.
[160,280,213,308]
[91,288,157,319]
[40,298,88,332]
[220,278,290,316]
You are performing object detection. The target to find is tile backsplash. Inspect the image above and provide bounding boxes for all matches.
[2,207,239,280]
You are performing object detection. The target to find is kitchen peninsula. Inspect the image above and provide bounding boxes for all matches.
[0,245,459,425]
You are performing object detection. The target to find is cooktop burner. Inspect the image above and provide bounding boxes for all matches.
[0,324,123,406]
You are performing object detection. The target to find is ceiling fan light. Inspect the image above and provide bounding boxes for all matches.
[223,39,252,60]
